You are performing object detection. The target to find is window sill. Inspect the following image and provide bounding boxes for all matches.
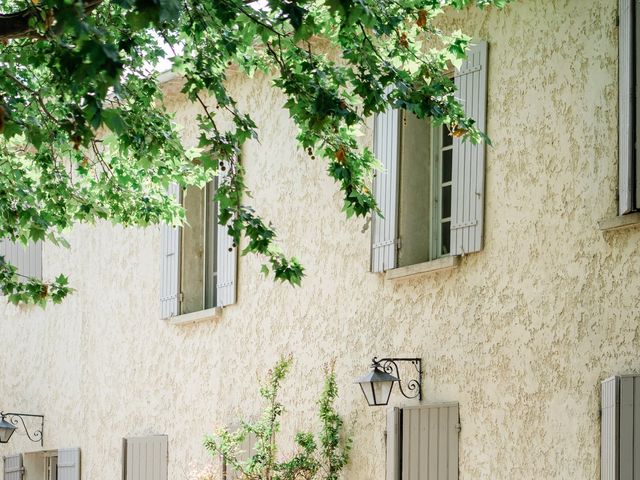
[167,307,222,326]
[385,255,460,281]
[598,212,640,232]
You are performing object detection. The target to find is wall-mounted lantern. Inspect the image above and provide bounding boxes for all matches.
[355,357,422,407]
[0,412,44,446]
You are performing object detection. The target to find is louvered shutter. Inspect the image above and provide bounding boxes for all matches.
[124,435,168,480]
[216,161,237,307]
[386,407,402,480]
[450,41,488,256]
[601,376,619,480]
[371,92,401,272]
[0,240,42,279]
[3,454,23,480]
[160,183,181,318]
[401,404,459,480]
[57,448,80,480]
[619,0,636,214]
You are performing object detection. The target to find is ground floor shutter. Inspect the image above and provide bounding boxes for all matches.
[386,407,402,480]
[57,448,80,480]
[216,162,237,307]
[371,92,401,273]
[124,435,168,480]
[223,430,257,480]
[450,41,488,256]
[3,454,23,480]
[401,404,459,480]
[160,183,181,318]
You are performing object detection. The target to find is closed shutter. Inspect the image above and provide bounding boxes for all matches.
[124,435,168,480]
[450,41,488,256]
[386,407,402,480]
[619,376,640,479]
[601,376,619,480]
[401,403,459,480]
[216,162,237,307]
[371,91,401,273]
[619,0,636,214]
[0,239,42,279]
[57,448,80,480]
[3,454,23,480]
[160,183,181,318]
[223,430,257,480]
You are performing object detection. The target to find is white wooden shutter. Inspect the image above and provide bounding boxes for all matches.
[3,454,23,480]
[601,376,619,480]
[619,0,635,214]
[0,239,42,279]
[57,448,80,480]
[216,162,237,307]
[401,403,459,480]
[451,41,488,256]
[124,435,168,480]
[386,407,402,480]
[160,183,181,318]
[371,91,401,273]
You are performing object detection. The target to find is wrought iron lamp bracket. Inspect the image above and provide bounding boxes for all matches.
[372,357,423,401]
[1,412,44,446]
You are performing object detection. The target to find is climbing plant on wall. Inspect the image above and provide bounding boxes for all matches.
[0,0,513,304]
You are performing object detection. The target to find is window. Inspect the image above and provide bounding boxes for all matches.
[371,41,488,274]
[5,448,81,480]
[618,0,640,215]
[160,172,237,319]
[386,403,460,480]
[122,435,168,480]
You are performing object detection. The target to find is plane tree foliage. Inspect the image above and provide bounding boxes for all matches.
[0,0,511,305]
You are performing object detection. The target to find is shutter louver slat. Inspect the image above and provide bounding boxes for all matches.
[451,41,488,256]
[619,0,635,214]
[57,448,80,480]
[3,454,23,480]
[160,183,181,319]
[371,88,400,273]
[216,161,238,307]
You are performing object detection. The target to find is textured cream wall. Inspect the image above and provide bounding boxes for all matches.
[1,1,637,479]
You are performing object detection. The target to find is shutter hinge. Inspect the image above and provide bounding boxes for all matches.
[396,237,402,250]
[178,292,184,303]
[456,422,461,432]
[616,15,619,27]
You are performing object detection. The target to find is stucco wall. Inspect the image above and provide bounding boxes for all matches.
[1,1,637,479]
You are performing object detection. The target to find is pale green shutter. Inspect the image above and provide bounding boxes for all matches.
[386,407,402,480]
[57,448,80,480]
[371,89,401,272]
[619,0,635,214]
[216,161,238,307]
[451,41,488,256]
[0,240,42,280]
[124,435,168,480]
[160,183,181,318]
[3,454,23,480]
[401,404,459,480]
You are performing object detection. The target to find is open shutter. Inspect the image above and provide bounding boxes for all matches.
[0,240,42,279]
[619,0,636,214]
[451,41,488,256]
[371,92,401,272]
[216,162,237,307]
[57,448,80,480]
[160,183,181,318]
[386,407,402,480]
[3,454,23,480]
[401,404,459,480]
[124,435,168,480]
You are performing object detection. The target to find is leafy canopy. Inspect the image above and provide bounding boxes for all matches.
[0,0,512,306]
